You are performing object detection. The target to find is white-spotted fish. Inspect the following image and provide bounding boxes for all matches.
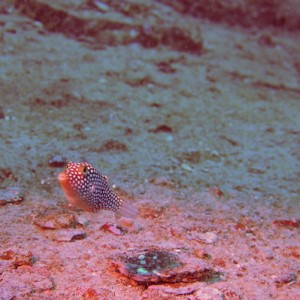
[58,162,138,218]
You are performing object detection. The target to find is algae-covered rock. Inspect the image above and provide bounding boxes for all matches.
[113,249,222,284]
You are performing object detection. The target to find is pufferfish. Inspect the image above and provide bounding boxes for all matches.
[58,162,138,218]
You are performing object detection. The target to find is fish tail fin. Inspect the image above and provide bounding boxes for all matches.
[116,201,138,219]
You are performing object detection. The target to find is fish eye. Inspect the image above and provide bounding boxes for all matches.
[82,166,88,174]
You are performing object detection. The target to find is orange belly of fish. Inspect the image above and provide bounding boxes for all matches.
[58,172,93,212]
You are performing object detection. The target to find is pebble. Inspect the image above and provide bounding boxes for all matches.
[197,232,218,244]
[194,287,224,300]
[149,124,173,133]
[92,1,109,13]
[101,223,124,235]
[181,163,193,171]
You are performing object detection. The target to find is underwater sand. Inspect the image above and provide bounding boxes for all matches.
[0,0,299,299]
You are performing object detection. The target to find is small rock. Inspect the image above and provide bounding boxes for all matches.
[90,0,110,13]
[48,155,67,168]
[149,125,173,133]
[181,163,193,172]
[197,232,218,244]
[0,186,24,206]
[46,229,87,242]
[101,223,124,235]
[194,287,223,300]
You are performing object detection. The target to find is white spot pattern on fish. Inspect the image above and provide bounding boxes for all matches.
[58,162,137,218]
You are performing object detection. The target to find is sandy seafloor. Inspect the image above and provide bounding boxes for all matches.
[0,1,299,299]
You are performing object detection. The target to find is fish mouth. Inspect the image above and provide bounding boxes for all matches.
[58,172,68,184]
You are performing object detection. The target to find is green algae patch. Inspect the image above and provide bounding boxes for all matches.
[113,249,222,285]
[126,250,183,276]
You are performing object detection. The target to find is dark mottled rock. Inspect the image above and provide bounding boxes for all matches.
[48,154,67,167]
[0,186,24,206]
[113,249,221,284]
[149,125,173,133]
